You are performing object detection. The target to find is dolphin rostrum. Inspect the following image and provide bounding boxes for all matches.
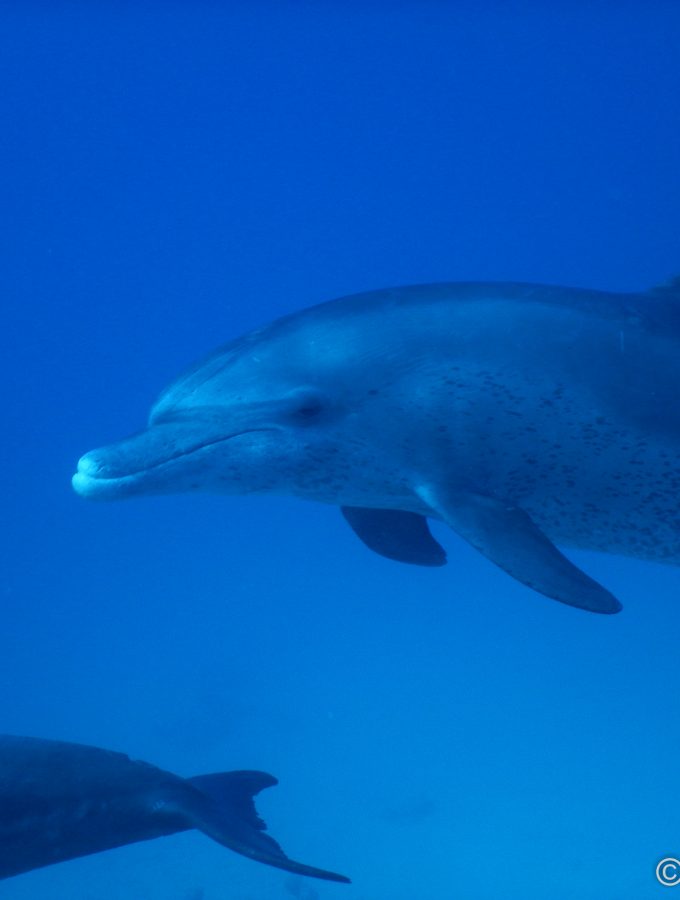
[73,279,680,613]
[0,734,349,883]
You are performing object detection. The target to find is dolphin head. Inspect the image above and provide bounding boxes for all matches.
[72,305,415,505]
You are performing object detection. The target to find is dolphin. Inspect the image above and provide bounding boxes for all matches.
[73,278,680,613]
[0,734,349,883]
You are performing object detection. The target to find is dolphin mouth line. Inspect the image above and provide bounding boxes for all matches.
[77,427,277,483]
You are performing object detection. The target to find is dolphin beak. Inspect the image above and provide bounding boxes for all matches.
[73,423,199,499]
[73,421,266,500]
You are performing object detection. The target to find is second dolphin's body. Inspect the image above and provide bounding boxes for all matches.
[0,734,349,883]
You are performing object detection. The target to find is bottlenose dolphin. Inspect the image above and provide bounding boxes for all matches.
[73,279,680,613]
[0,734,349,883]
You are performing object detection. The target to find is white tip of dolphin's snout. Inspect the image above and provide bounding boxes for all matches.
[72,453,106,498]
[72,423,213,501]
[71,471,90,496]
[72,451,133,500]
[75,452,101,478]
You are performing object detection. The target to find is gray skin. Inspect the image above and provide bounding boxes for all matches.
[0,735,349,883]
[73,279,680,613]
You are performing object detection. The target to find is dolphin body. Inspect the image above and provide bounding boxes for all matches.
[0,735,349,883]
[73,279,680,613]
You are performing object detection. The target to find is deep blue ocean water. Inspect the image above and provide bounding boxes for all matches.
[2,3,680,898]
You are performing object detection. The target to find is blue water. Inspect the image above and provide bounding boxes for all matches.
[2,3,680,898]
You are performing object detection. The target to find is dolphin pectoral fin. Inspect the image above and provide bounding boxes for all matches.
[416,487,622,614]
[187,771,350,883]
[341,507,447,567]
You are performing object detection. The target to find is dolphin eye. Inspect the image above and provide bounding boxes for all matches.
[296,397,323,418]
[285,388,327,422]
